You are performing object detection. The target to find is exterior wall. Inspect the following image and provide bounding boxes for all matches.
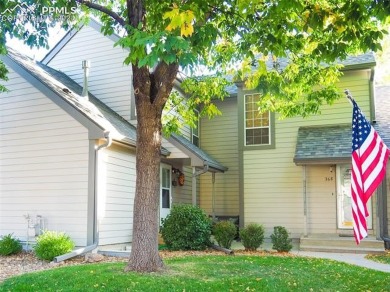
[0,69,89,246]
[240,69,373,238]
[98,144,136,245]
[172,166,193,205]
[200,97,239,216]
[45,25,133,122]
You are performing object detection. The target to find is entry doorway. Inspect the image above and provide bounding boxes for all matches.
[336,164,372,229]
[160,164,172,224]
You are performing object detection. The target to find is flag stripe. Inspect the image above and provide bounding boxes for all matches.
[350,99,389,244]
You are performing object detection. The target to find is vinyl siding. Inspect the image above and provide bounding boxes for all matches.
[243,70,372,238]
[0,69,89,246]
[98,144,136,245]
[200,98,239,216]
[172,166,193,205]
[46,25,133,122]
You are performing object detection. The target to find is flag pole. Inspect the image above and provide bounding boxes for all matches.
[344,89,354,104]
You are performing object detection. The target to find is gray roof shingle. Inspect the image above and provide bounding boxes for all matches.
[170,134,228,172]
[294,124,352,164]
[228,52,375,96]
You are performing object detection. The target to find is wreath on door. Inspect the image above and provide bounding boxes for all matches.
[178,173,185,186]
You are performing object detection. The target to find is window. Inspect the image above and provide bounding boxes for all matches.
[245,93,270,146]
[192,109,200,147]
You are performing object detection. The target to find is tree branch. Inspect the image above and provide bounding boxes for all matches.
[75,0,126,26]
[152,62,179,109]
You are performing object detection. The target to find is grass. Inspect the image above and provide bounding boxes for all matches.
[366,251,390,264]
[0,255,389,292]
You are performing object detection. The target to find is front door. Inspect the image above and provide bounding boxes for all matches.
[337,164,372,229]
[160,164,172,224]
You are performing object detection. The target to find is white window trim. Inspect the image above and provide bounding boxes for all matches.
[244,93,271,146]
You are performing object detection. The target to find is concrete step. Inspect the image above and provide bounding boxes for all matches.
[300,236,385,254]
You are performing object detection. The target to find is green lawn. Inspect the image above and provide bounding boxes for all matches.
[366,252,390,265]
[0,255,389,292]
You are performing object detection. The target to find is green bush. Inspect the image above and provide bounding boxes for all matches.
[213,220,237,249]
[0,234,22,256]
[271,226,293,252]
[240,223,264,251]
[34,230,75,261]
[161,204,212,250]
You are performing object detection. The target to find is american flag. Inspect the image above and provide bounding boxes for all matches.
[349,93,390,244]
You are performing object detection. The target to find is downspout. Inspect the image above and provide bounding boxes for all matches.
[378,174,390,249]
[191,163,209,206]
[54,131,112,262]
[303,165,308,237]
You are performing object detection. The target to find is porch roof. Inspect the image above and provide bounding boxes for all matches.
[294,125,351,165]
[168,134,228,173]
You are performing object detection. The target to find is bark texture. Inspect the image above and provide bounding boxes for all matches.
[126,63,179,272]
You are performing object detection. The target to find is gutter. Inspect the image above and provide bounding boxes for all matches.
[54,131,112,262]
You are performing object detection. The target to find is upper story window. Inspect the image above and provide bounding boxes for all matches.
[245,93,270,146]
[192,109,200,147]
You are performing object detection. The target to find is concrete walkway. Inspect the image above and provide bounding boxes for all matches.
[292,250,390,273]
[230,240,390,273]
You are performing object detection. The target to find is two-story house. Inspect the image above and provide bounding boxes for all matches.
[1,19,388,254]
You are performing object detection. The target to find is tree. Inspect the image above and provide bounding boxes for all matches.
[1,0,389,272]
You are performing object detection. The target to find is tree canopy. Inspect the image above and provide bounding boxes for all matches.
[1,1,389,119]
[1,0,389,272]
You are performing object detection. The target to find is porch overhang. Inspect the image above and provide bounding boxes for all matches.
[294,124,352,165]
[166,134,228,173]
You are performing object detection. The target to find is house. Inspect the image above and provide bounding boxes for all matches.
[0,19,388,253]
[199,53,390,251]
[0,20,226,251]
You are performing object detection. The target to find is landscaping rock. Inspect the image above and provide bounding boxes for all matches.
[84,253,105,263]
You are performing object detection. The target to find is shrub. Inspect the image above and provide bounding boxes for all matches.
[161,204,212,250]
[34,230,75,261]
[271,226,293,252]
[0,234,22,256]
[240,223,264,251]
[213,220,237,249]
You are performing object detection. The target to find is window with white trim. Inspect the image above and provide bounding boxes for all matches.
[245,93,270,146]
[192,109,200,147]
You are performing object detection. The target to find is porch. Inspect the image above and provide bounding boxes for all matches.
[299,234,385,254]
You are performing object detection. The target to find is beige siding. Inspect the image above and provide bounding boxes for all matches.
[46,25,133,121]
[98,144,136,245]
[172,166,193,205]
[243,70,372,238]
[200,98,239,216]
[0,69,89,246]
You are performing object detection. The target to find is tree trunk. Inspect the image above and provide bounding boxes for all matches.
[126,62,178,272]
[126,87,164,272]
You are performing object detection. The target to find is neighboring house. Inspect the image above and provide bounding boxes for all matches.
[0,20,226,249]
[0,19,388,253]
[200,54,390,251]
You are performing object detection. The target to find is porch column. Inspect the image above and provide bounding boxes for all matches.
[212,172,216,218]
[192,166,197,206]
